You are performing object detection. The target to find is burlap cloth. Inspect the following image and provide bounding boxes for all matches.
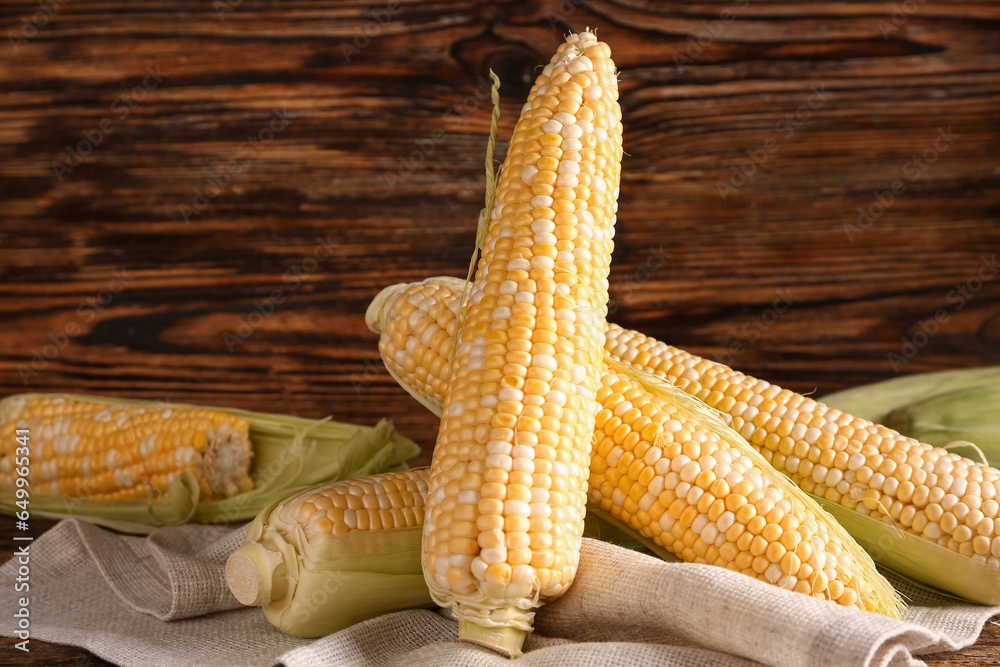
[1,519,996,666]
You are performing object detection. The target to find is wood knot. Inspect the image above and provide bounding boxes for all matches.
[453,33,541,102]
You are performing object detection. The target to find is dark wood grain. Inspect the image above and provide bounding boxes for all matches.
[0,0,998,663]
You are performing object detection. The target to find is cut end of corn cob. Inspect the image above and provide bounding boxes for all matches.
[228,541,285,606]
[421,29,624,655]
[0,395,253,501]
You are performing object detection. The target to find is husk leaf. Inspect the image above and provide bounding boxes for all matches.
[882,384,1000,457]
[814,497,1000,604]
[821,366,1000,427]
[0,392,420,534]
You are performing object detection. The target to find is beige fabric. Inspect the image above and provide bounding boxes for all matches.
[0,518,996,666]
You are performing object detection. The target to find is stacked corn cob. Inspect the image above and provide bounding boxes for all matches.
[367,276,901,616]
[219,27,998,652]
[368,276,1000,573]
[421,30,624,655]
[0,395,253,500]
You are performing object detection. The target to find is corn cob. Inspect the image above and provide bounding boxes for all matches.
[421,31,624,655]
[368,277,901,616]
[0,395,252,500]
[227,470,433,638]
[368,276,1000,578]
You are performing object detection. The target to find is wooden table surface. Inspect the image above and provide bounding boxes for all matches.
[0,0,998,663]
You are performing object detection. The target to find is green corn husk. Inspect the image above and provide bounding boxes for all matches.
[882,385,999,459]
[227,471,658,639]
[230,496,432,638]
[0,392,420,534]
[823,368,1000,465]
[821,367,1000,430]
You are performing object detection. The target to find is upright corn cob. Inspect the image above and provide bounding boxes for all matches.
[367,277,902,616]
[0,395,252,500]
[422,31,624,655]
[368,276,1000,574]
